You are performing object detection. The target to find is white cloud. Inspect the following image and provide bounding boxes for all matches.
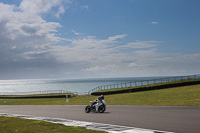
[0,1,70,79]
[108,34,127,41]
[56,5,66,18]
[72,30,81,35]
[81,5,89,10]
[151,21,159,24]
[0,1,65,42]
[50,34,127,64]
[47,35,161,77]
[46,33,200,77]
[19,0,69,16]
[120,40,161,49]
[82,65,116,72]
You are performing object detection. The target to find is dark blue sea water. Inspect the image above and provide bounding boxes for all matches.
[0,77,161,95]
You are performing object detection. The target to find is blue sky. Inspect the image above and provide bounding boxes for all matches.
[0,0,200,79]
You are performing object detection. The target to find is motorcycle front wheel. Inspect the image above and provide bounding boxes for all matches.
[85,105,91,113]
[98,105,106,113]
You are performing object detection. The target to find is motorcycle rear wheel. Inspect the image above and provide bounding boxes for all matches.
[85,105,91,113]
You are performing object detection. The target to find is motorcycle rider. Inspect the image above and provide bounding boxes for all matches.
[92,95,105,112]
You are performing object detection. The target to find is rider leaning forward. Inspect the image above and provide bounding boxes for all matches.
[93,95,105,112]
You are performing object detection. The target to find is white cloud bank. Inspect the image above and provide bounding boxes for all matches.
[50,35,200,77]
[0,1,199,79]
[0,0,70,79]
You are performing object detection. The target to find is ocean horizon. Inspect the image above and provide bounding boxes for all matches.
[1,74,198,95]
[0,76,165,95]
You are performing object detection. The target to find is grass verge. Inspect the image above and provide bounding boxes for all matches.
[0,116,105,133]
[0,84,200,106]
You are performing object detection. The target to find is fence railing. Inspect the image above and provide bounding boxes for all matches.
[0,90,78,96]
[88,74,200,94]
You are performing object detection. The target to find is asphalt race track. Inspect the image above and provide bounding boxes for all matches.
[0,105,199,133]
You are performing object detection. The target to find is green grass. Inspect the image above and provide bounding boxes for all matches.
[105,84,200,106]
[1,84,200,106]
[0,116,105,133]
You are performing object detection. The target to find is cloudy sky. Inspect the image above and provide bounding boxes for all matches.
[0,0,200,79]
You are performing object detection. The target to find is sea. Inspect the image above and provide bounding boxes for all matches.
[0,77,163,95]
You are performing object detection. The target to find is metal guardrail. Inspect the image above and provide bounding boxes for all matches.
[0,89,89,96]
[0,90,78,96]
[88,74,200,94]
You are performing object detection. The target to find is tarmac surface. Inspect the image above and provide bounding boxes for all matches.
[0,105,199,133]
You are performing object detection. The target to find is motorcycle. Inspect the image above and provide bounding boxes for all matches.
[85,99,106,113]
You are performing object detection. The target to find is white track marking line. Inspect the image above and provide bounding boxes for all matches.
[0,113,174,133]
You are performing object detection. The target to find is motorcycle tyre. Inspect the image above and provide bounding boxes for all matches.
[98,105,106,113]
[85,105,91,113]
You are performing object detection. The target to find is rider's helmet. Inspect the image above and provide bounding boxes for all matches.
[100,95,104,100]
